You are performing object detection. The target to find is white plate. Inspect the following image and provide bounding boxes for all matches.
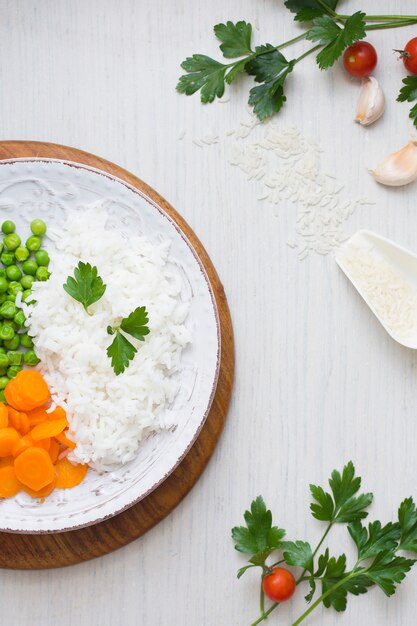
[0,159,220,533]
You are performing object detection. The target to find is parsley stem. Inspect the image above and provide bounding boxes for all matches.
[338,14,417,22]
[260,582,265,616]
[365,19,417,31]
[250,603,278,626]
[291,570,358,626]
[294,44,323,65]
[275,32,308,51]
[317,0,337,17]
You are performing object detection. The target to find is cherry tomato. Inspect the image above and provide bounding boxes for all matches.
[401,37,417,75]
[262,567,296,603]
[343,41,378,78]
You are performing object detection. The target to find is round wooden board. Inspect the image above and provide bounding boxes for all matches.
[0,141,234,570]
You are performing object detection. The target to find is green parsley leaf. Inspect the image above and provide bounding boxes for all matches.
[348,521,401,561]
[106,306,150,375]
[398,498,417,552]
[106,331,137,376]
[214,21,253,58]
[284,0,340,21]
[320,555,372,612]
[307,11,366,70]
[282,540,314,573]
[366,552,415,597]
[310,461,373,523]
[247,48,295,121]
[120,306,150,341]
[63,261,106,314]
[397,76,417,129]
[231,496,286,558]
[177,55,227,103]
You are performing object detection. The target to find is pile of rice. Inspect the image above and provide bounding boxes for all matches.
[22,205,191,470]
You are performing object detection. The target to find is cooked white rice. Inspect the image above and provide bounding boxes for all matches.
[24,205,191,470]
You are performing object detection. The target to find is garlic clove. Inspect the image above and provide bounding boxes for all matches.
[355,76,385,126]
[372,140,417,187]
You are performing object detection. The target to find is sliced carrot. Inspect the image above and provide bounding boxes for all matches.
[0,465,21,498]
[0,403,8,428]
[0,428,21,457]
[15,371,50,409]
[55,457,88,489]
[36,438,51,452]
[47,405,66,420]
[22,477,56,499]
[48,439,60,463]
[55,430,76,449]
[30,417,68,441]
[27,406,49,427]
[8,408,30,436]
[14,447,55,491]
[12,435,35,458]
[0,456,14,468]
[4,379,33,412]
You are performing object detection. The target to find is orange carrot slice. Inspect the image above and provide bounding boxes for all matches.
[0,465,21,498]
[15,371,50,409]
[30,417,68,441]
[27,406,49,427]
[12,435,35,458]
[8,408,30,436]
[0,456,14,468]
[55,457,88,489]
[22,477,56,499]
[0,403,8,428]
[0,428,21,457]
[47,406,66,421]
[14,447,55,491]
[48,439,60,464]
[55,430,76,449]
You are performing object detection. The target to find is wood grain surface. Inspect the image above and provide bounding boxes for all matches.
[0,141,234,569]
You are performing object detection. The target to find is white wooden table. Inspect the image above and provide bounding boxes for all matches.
[1,1,417,624]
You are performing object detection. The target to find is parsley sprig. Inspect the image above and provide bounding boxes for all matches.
[178,3,417,122]
[397,76,417,129]
[232,462,417,625]
[63,261,106,314]
[107,306,150,375]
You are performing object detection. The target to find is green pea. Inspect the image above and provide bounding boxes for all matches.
[0,277,8,294]
[0,377,9,390]
[34,250,50,267]
[7,350,22,365]
[35,266,50,281]
[0,269,5,278]
[1,252,14,266]
[21,259,38,276]
[13,310,26,328]
[7,365,21,378]
[20,333,34,348]
[4,234,21,251]
[26,236,41,252]
[22,289,34,304]
[0,390,6,402]
[20,275,34,290]
[0,324,14,341]
[0,354,9,369]
[23,349,40,366]
[1,220,15,235]
[30,219,47,236]
[0,347,6,355]
[0,369,7,378]
[14,246,30,262]
[7,281,22,296]
[5,294,15,303]
[0,301,17,319]
[4,335,19,350]
[6,265,22,281]
[0,295,6,305]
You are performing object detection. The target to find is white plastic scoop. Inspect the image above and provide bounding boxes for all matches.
[335,230,417,349]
